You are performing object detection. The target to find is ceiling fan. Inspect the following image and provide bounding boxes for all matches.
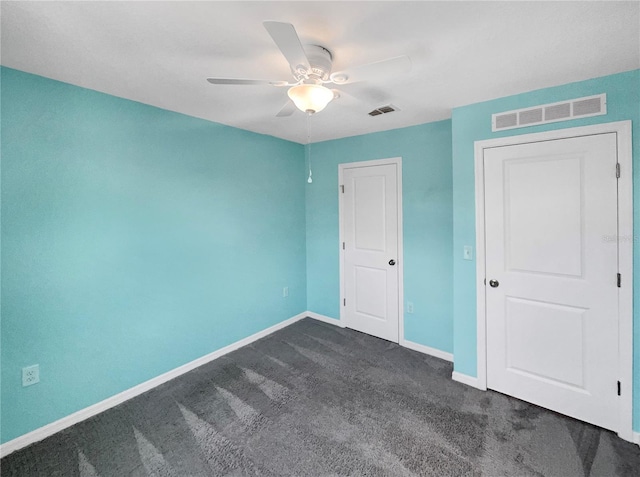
[206,21,411,116]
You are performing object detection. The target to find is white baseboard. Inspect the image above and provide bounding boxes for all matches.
[451,371,486,390]
[0,312,308,458]
[305,311,344,327]
[400,339,453,362]
[634,432,640,447]
[305,314,454,363]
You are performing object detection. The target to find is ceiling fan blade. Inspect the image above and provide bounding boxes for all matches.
[330,55,412,85]
[263,21,311,75]
[207,78,290,86]
[276,101,297,117]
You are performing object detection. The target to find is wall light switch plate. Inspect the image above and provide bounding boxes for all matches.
[406,302,414,314]
[463,246,473,261]
[283,287,289,298]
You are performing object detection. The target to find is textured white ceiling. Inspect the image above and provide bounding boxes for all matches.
[2,1,639,144]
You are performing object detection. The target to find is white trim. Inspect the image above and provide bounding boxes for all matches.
[615,121,634,443]
[474,139,488,389]
[452,371,484,389]
[338,157,404,342]
[0,312,308,458]
[473,120,634,442]
[306,311,345,327]
[339,164,346,329]
[400,339,453,362]
[397,162,405,343]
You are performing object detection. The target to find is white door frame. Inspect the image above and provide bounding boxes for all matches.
[473,120,633,442]
[338,157,404,343]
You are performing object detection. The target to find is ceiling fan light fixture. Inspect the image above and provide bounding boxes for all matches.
[287,84,334,114]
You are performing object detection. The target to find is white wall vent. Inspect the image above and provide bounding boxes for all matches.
[492,94,606,132]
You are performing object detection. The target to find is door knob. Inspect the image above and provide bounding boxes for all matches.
[489,279,499,288]
[388,259,396,266]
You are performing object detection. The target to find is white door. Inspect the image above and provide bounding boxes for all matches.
[484,133,619,431]
[342,162,400,342]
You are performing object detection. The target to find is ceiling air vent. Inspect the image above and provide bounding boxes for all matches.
[368,105,399,116]
[492,94,606,132]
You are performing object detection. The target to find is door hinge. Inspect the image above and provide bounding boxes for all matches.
[343,298,346,306]
[617,380,621,396]
[484,278,486,286]
[616,163,620,178]
[617,273,621,288]
[340,185,344,193]
[342,242,345,250]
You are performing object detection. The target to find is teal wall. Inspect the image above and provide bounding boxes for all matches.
[451,70,640,430]
[3,64,638,443]
[305,121,453,352]
[0,67,307,443]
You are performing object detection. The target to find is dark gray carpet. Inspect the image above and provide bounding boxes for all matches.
[2,318,639,476]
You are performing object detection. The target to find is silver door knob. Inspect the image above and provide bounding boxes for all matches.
[389,259,396,266]
[489,279,499,288]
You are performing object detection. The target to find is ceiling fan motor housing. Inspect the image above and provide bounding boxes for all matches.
[301,45,333,81]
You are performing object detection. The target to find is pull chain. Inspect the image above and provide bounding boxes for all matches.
[307,112,313,184]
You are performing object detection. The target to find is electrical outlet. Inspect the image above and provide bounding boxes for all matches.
[22,364,40,387]
[283,287,289,298]
[406,302,414,314]
[463,245,473,261]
